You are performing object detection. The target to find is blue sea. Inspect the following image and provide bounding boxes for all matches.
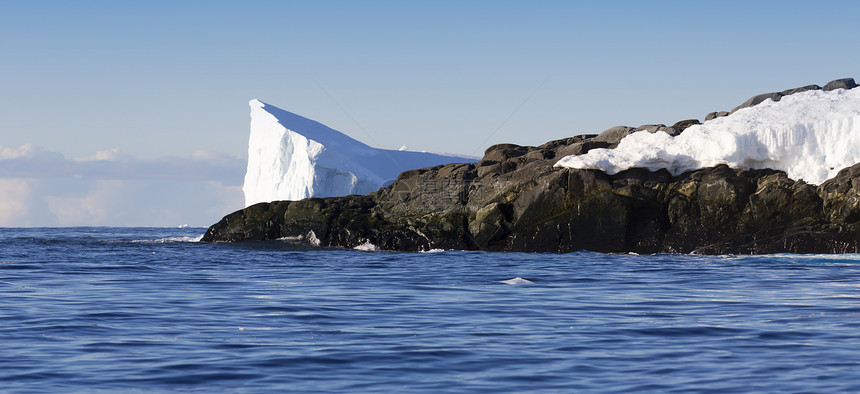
[3,227,860,392]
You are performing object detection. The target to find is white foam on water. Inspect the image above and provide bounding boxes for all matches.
[499,277,534,285]
[353,241,380,252]
[305,230,321,247]
[276,235,304,242]
[134,235,204,243]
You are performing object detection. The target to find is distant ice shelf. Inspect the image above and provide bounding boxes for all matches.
[555,88,860,184]
[243,99,474,207]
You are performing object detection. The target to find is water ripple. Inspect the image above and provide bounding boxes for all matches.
[3,228,860,391]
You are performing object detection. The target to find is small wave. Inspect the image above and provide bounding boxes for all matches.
[353,241,380,252]
[420,248,447,253]
[133,235,204,243]
[306,231,321,247]
[766,253,860,260]
[499,277,533,285]
[275,233,324,246]
[276,236,303,242]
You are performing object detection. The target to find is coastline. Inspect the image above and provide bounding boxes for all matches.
[203,79,860,254]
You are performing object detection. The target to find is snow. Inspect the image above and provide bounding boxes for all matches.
[243,99,474,206]
[555,88,860,184]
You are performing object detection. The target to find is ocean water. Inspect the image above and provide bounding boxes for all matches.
[3,228,860,393]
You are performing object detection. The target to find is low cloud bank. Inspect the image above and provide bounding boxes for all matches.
[0,144,244,227]
[0,144,244,182]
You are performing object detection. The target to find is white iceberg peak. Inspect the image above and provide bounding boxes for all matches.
[555,88,860,185]
[243,100,474,207]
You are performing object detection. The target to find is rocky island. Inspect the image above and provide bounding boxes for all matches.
[203,78,860,254]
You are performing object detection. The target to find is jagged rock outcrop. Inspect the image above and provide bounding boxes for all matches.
[728,78,856,114]
[203,145,860,254]
[203,78,860,253]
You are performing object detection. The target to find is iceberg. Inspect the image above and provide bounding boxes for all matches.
[555,87,860,185]
[243,99,474,207]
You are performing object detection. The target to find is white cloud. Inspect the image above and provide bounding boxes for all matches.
[0,143,62,160]
[0,179,35,226]
[44,180,116,225]
[1,178,244,227]
[72,148,130,162]
[0,144,245,182]
[0,144,246,227]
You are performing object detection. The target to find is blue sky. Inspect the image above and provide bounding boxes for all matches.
[1,1,859,226]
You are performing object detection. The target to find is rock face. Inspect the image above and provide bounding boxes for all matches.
[203,78,860,254]
[203,142,860,254]
[728,77,855,114]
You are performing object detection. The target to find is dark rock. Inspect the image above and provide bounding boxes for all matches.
[202,201,292,242]
[468,202,513,247]
[523,149,552,161]
[588,124,681,149]
[633,124,664,133]
[538,135,595,150]
[203,78,860,254]
[660,126,682,136]
[739,172,820,232]
[482,144,528,162]
[202,156,860,254]
[823,78,857,91]
[555,140,613,157]
[629,124,681,137]
[781,84,820,95]
[705,111,729,121]
[819,163,860,224]
[671,119,700,132]
[592,126,635,145]
[730,92,782,114]
[727,78,854,115]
